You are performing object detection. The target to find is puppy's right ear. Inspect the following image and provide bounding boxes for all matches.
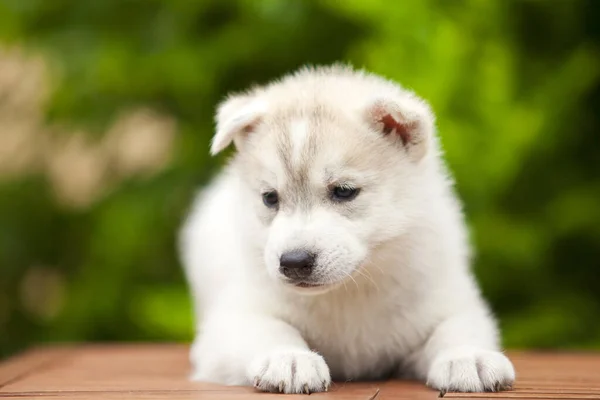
[210,94,267,155]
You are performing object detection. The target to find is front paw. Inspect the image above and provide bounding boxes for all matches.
[427,347,515,393]
[248,349,331,394]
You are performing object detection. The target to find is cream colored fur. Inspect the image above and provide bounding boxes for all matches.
[179,65,515,394]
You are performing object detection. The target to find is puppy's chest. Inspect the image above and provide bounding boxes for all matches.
[280,289,426,380]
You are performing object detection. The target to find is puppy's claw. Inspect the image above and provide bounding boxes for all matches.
[248,351,331,394]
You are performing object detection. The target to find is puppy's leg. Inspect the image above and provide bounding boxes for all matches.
[190,310,330,394]
[411,309,515,393]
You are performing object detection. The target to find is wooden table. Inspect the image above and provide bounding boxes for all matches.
[1,344,599,399]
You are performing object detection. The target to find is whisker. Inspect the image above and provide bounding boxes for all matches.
[355,268,379,291]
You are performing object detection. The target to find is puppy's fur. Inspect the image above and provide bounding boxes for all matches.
[179,65,515,394]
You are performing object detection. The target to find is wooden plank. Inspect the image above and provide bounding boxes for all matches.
[2,344,200,393]
[0,346,73,389]
[0,345,437,398]
[442,352,600,399]
[0,389,386,400]
[446,396,600,399]
[0,392,389,400]
[0,345,435,397]
[1,345,599,399]
[442,398,599,400]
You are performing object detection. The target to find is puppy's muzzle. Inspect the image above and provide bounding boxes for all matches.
[279,249,315,281]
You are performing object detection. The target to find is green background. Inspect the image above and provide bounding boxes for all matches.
[1,0,599,358]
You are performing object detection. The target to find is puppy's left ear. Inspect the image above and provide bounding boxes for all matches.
[364,96,435,162]
[210,93,267,155]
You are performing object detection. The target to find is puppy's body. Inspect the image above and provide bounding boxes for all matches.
[180,65,515,394]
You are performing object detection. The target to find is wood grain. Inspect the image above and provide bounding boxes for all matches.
[0,345,72,388]
[0,345,599,399]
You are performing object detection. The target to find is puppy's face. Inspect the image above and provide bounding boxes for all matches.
[211,87,433,294]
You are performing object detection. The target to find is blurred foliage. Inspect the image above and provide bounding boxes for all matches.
[0,0,599,358]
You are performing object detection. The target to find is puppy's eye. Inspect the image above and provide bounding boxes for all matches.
[262,191,279,208]
[331,186,360,202]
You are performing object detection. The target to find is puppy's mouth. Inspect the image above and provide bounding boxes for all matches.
[288,282,333,295]
[294,281,325,289]
[282,279,340,294]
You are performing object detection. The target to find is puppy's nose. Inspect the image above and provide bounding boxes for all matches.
[279,250,315,279]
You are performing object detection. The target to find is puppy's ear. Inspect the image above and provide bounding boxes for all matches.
[364,96,434,162]
[210,93,267,155]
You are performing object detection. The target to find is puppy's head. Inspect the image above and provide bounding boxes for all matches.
[211,67,436,294]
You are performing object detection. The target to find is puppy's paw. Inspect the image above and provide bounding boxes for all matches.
[248,349,331,394]
[427,347,515,393]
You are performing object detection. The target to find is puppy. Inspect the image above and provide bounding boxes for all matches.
[179,65,515,394]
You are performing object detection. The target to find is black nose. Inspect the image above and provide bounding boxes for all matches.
[279,250,316,280]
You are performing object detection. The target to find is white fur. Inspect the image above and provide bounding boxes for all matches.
[289,118,309,163]
[179,65,515,394]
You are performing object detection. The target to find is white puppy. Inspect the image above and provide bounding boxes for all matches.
[179,65,515,394]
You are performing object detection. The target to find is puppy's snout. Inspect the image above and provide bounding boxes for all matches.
[279,250,315,280]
